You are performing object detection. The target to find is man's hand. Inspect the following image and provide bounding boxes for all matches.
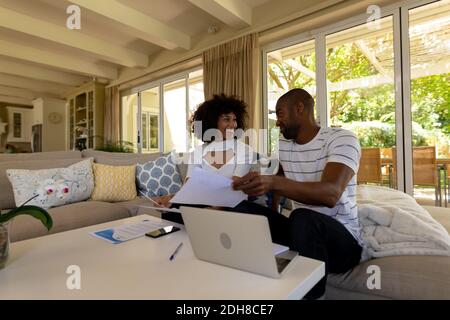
[232,172,275,196]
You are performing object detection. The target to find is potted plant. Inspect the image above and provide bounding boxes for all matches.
[94,137,134,153]
[0,204,52,269]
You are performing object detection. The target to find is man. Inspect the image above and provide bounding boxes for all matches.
[232,88,363,299]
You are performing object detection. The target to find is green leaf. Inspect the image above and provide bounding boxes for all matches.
[0,205,53,231]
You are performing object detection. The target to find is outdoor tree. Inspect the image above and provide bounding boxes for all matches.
[267,42,450,155]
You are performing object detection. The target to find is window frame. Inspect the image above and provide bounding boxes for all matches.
[120,66,203,153]
[261,0,441,195]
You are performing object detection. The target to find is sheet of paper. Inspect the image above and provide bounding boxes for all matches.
[139,205,182,214]
[272,243,289,256]
[91,219,171,244]
[170,167,248,207]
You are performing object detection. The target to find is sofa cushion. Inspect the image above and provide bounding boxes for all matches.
[326,198,450,300]
[114,196,160,217]
[81,149,161,165]
[0,150,81,161]
[9,200,130,242]
[91,163,137,202]
[423,205,450,233]
[0,158,85,210]
[136,153,183,197]
[6,158,94,209]
[327,254,450,299]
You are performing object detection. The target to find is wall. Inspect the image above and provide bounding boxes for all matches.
[39,97,66,152]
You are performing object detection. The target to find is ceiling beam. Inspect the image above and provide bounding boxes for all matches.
[0,60,89,86]
[0,95,32,106]
[0,7,148,68]
[356,40,390,77]
[0,74,72,97]
[0,85,43,101]
[68,0,191,50]
[188,0,252,28]
[0,39,118,79]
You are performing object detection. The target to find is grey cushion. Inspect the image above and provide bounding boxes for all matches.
[0,158,84,210]
[9,200,131,243]
[81,149,161,165]
[327,255,450,299]
[114,197,154,217]
[136,154,183,197]
[327,205,450,300]
[177,162,188,182]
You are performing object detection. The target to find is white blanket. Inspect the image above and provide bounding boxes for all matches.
[357,186,450,260]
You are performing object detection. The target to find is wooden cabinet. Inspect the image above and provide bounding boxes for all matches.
[66,82,105,150]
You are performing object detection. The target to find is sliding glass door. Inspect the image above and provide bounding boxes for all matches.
[266,39,316,153]
[163,79,187,153]
[140,86,160,153]
[263,0,449,206]
[120,93,138,152]
[407,0,450,206]
[120,68,203,154]
[325,16,397,190]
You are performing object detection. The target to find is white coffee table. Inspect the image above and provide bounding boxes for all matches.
[0,214,324,299]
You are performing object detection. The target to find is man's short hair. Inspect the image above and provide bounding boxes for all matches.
[279,88,315,111]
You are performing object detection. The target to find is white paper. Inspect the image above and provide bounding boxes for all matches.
[139,205,182,214]
[91,219,171,244]
[170,167,247,207]
[272,243,289,256]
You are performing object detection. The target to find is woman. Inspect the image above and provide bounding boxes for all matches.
[186,93,254,180]
[154,94,261,221]
[155,93,254,202]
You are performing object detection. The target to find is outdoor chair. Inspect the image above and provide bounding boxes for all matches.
[357,147,382,185]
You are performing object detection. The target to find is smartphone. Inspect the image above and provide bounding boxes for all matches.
[145,226,180,238]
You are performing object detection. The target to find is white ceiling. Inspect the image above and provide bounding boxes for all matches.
[1,0,335,105]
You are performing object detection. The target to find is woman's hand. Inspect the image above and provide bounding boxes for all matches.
[152,194,174,208]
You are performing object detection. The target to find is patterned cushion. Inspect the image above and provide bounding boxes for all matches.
[6,158,94,209]
[91,163,137,202]
[136,153,183,197]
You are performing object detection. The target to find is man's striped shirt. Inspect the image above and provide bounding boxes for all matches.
[278,127,363,245]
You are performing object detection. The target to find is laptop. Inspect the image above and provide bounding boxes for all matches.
[180,206,298,278]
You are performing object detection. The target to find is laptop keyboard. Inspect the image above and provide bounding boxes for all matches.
[275,257,291,273]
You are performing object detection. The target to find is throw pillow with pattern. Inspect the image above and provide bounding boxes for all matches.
[6,158,94,209]
[90,163,137,202]
[136,153,183,197]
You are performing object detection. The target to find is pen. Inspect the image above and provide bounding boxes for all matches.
[169,242,183,261]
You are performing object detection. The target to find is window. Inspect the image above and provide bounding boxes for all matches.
[408,0,450,206]
[13,113,21,138]
[120,68,204,154]
[142,112,159,151]
[325,16,397,190]
[120,93,138,152]
[263,0,450,207]
[266,39,316,153]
